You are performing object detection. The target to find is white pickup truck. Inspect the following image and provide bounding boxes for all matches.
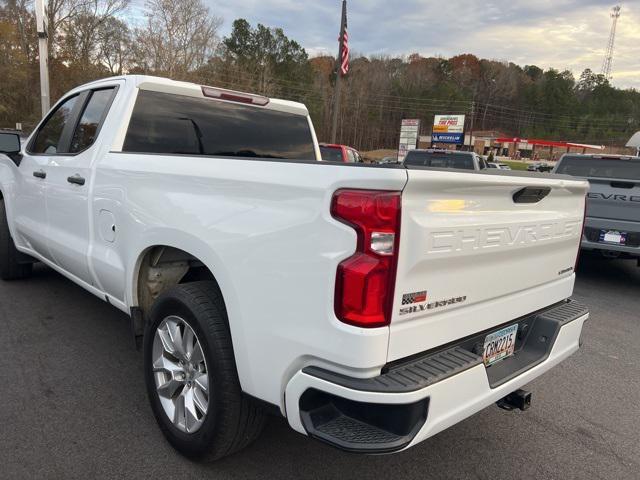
[0,76,589,460]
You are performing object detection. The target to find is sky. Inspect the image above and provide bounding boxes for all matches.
[135,1,640,89]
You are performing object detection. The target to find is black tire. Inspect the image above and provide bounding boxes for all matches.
[0,200,32,280]
[143,281,265,461]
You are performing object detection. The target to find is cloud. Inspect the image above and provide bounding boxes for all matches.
[202,0,640,89]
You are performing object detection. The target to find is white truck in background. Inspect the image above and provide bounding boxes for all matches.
[0,76,589,460]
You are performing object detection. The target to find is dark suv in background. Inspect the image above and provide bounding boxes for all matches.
[554,153,640,265]
[403,149,487,170]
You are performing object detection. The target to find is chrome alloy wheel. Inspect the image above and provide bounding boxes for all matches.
[152,316,209,433]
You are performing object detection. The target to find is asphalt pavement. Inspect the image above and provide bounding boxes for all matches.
[0,253,638,479]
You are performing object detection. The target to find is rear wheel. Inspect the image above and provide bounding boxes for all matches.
[0,200,32,280]
[143,281,265,460]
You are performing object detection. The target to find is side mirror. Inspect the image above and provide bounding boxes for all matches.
[0,132,21,155]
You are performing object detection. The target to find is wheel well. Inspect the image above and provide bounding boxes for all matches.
[135,246,216,316]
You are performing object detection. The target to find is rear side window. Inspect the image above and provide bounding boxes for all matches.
[404,151,475,170]
[30,95,79,154]
[556,156,640,180]
[69,88,115,153]
[123,90,316,160]
[320,146,343,162]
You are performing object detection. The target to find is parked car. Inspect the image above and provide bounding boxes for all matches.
[319,143,362,163]
[487,162,511,170]
[527,162,553,173]
[554,153,640,264]
[403,149,487,170]
[380,155,398,164]
[527,162,543,172]
[0,75,589,461]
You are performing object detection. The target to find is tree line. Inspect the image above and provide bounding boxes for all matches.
[1,0,639,149]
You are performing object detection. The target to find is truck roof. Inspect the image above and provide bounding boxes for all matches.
[408,149,475,156]
[560,153,640,161]
[65,75,310,117]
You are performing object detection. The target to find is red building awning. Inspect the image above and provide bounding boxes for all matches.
[495,138,604,150]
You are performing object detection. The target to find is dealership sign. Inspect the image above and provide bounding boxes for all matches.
[432,115,465,144]
[398,119,421,162]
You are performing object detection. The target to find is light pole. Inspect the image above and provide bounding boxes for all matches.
[35,0,50,116]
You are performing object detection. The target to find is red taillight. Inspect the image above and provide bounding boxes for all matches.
[331,189,401,328]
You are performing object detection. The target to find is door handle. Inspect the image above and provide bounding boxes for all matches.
[33,170,46,179]
[67,174,86,186]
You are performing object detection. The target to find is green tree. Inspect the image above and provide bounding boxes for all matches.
[221,19,312,96]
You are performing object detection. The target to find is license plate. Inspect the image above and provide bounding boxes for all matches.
[483,324,518,367]
[600,230,627,245]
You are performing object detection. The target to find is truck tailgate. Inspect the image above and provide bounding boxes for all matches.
[586,177,640,221]
[389,170,588,361]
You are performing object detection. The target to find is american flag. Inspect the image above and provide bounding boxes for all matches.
[339,3,350,76]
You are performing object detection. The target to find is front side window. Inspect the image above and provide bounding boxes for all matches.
[30,95,79,154]
[69,88,115,153]
[123,90,316,160]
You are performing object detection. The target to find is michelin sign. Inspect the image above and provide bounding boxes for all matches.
[432,115,465,144]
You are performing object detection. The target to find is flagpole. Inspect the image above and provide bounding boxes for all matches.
[330,0,347,144]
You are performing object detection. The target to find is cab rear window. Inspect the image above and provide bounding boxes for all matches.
[404,151,475,170]
[556,156,640,180]
[123,90,316,161]
[320,146,343,162]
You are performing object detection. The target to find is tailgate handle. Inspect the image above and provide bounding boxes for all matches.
[513,187,551,204]
[610,181,634,189]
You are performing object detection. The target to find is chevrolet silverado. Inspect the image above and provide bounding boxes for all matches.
[0,75,589,460]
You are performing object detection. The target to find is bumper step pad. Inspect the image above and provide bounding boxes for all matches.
[299,392,429,453]
[316,413,404,446]
[304,346,481,394]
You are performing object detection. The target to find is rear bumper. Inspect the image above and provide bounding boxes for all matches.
[285,301,588,453]
[582,218,640,257]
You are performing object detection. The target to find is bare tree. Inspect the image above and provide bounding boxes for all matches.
[133,0,221,76]
[61,0,129,66]
[46,0,93,57]
[96,15,130,74]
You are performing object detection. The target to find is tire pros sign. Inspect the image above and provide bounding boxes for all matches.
[398,119,421,162]
[432,115,465,144]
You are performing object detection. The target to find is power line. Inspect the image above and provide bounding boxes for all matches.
[204,69,638,141]
[206,67,638,128]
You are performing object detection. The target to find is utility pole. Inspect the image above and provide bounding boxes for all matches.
[469,101,475,152]
[330,0,348,144]
[601,5,621,80]
[35,0,50,116]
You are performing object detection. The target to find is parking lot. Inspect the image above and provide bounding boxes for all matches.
[0,254,638,479]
